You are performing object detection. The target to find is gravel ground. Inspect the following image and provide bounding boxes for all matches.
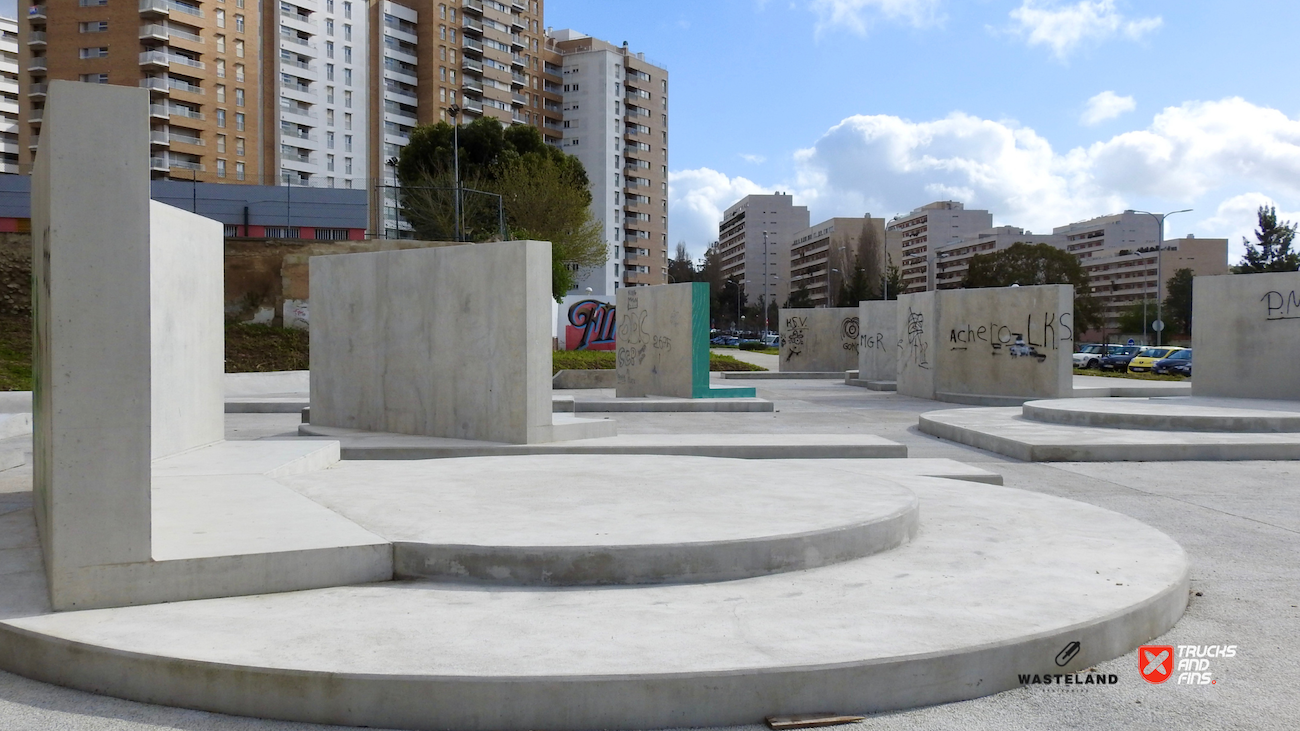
[2,379,1296,730]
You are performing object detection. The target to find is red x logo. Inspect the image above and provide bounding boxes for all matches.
[1140,645,1174,683]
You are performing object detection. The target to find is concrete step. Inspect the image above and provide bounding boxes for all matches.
[1024,397,1300,432]
[0,475,1189,731]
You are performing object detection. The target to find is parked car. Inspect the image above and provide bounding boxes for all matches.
[1073,344,1106,369]
[1127,346,1186,373]
[1153,349,1192,377]
[1098,346,1143,372]
[761,333,780,347]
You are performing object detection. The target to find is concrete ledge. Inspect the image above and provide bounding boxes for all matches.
[552,369,617,389]
[936,392,1033,407]
[1025,397,1300,433]
[558,396,775,413]
[0,477,1188,731]
[296,425,908,460]
[720,371,840,380]
[225,398,309,414]
[846,379,897,391]
[919,407,1300,461]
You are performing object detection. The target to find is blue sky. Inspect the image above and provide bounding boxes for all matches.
[548,0,1300,263]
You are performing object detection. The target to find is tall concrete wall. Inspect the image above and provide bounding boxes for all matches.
[32,82,155,589]
[779,307,859,373]
[615,282,755,399]
[309,241,556,443]
[150,201,225,460]
[897,292,937,399]
[1193,271,1300,400]
[897,285,1074,401]
[857,301,898,382]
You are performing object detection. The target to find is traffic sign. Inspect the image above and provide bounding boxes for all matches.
[1151,320,1165,332]
[1127,338,1135,346]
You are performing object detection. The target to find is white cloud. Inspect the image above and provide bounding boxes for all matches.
[1081,91,1136,126]
[1196,194,1300,264]
[1009,0,1162,60]
[808,0,943,36]
[739,153,767,164]
[668,98,1300,261]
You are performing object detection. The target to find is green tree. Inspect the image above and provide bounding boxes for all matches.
[882,254,903,300]
[1233,205,1299,273]
[396,118,606,299]
[1116,301,1151,337]
[835,264,875,306]
[785,281,814,308]
[1162,268,1195,336]
[667,242,696,283]
[963,242,1102,333]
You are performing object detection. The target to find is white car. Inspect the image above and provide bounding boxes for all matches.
[1072,344,1108,369]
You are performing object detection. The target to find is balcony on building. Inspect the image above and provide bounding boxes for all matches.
[510,92,526,106]
[27,107,43,125]
[463,0,484,14]
[462,36,484,53]
[140,77,171,94]
[511,70,526,86]
[28,56,47,73]
[150,130,170,147]
[150,155,169,171]
[510,34,525,50]
[27,5,47,21]
[462,16,483,33]
[28,83,47,98]
[510,53,525,67]
[462,57,483,73]
[27,31,46,46]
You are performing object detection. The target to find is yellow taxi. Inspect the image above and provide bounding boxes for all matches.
[1127,346,1186,373]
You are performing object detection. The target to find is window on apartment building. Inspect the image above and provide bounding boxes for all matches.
[216,84,225,102]
[448,7,454,21]
[236,0,244,7]
[216,134,226,153]
[326,154,335,172]
[236,137,244,155]
[439,67,446,81]
[326,19,334,36]
[216,109,226,127]
[343,1,351,18]
[344,158,352,174]
[78,21,108,33]
[439,4,446,19]
[344,67,352,84]
[449,70,455,83]
[344,134,352,152]
[216,9,225,27]
[235,112,245,131]
[326,85,334,103]
[235,63,245,81]
[79,47,109,59]
[235,39,244,58]
[344,24,351,41]
[343,90,352,108]
[439,46,446,61]
[439,26,446,40]
[216,59,225,77]
[326,109,334,125]
[215,34,225,52]
[326,63,334,80]
[79,73,109,83]
[327,131,334,149]
[326,41,334,58]
[236,162,245,181]
[439,87,446,102]
[344,46,351,63]
[235,14,244,32]
[235,88,244,106]
[327,0,334,11]
[344,113,352,130]
[217,159,226,178]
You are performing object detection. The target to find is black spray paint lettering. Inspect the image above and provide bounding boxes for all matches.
[1262,290,1300,321]
[949,312,1073,352]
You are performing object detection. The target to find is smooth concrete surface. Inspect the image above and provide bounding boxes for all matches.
[1072,375,1193,398]
[0,475,1188,731]
[0,414,30,441]
[296,424,908,459]
[225,371,310,397]
[857,300,898,382]
[1193,270,1300,400]
[1025,397,1300,432]
[920,406,1300,461]
[552,391,775,412]
[552,369,617,389]
[617,283,756,400]
[310,241,580,444]
[779,307,860,373]
[225,397,310,414]
[846,379,897,391]
[279,455,920,585]
[721,371,845,380]
[32,82,155,605]
[0,393,30,414]
[0,386,1293,731]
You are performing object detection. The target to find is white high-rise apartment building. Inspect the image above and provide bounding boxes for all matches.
[717,193,810,311]
[274,0,366,188]
[547,29,669,294]
[0,16,18,174]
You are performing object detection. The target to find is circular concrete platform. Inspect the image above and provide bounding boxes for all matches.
[0,475,1189,731]
[1024,397,1300,432]
[277,455,920,585]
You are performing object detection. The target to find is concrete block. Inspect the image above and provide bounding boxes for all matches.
[616,282,755,399]
[310,241,582,444]
[1193,271,1300,399]
[857,301,898,382]
[779,307,859,373]
[898,285,1074,402]
[32,81,154,592]
[552,369,617,389]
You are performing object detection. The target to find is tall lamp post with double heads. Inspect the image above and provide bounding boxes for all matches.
[447,104,462,242]
[1134,208,1192,346]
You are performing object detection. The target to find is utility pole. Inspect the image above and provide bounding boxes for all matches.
[762,230,769,335]
[1134,209,1192,346]
[448,104,462,242]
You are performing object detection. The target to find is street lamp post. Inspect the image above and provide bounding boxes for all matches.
[1134,208,1192,346]
[447,104,462,242]
[830,268,841,308]
[762,230,770,336]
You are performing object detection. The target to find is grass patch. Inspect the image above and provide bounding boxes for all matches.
[1073,367,1186,382]
[0,314,31,391]
[714,345,780,355]
[554,349,767,374]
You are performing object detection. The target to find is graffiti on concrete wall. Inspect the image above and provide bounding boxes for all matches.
[904,307,929,370]
[1262,290,1300,321]
[566,298,617,350]
[946,312,1073,363]
[841,316,859,353]
[783,315,807,362]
